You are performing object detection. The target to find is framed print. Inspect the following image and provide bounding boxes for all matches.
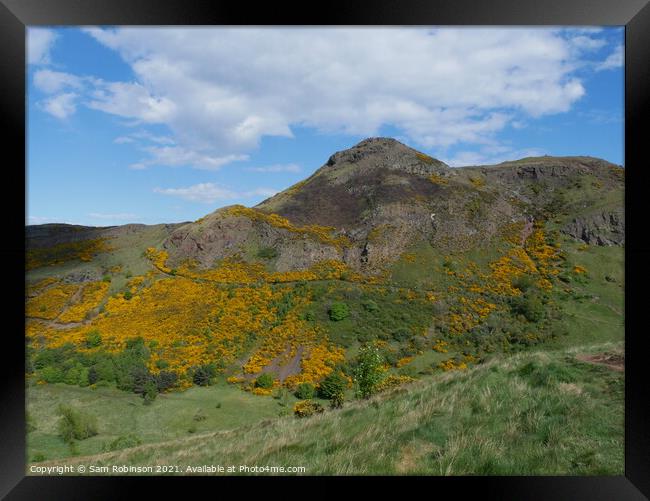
[1,0,649,498]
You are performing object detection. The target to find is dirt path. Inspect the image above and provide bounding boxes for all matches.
[576,352,624,372]
[520,217,534,246]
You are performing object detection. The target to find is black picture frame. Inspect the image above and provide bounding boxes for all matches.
[2,1,648,498]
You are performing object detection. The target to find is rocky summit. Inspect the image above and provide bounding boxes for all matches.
[157,137,624,272]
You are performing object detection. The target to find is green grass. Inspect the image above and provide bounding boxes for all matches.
[31,342,623,475]
[27,378,289,463]
[26,227,624,475]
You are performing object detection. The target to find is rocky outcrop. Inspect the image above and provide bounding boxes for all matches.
[562,208,625,246]
[159,138,624,272]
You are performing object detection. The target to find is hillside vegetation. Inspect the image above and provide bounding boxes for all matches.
[25,138,624,473]
[31,342,623,475]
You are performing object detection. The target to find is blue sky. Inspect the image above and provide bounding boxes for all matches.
[27,27,623,227]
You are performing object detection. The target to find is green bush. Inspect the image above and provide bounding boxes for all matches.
[257,247,278,259]
[143,381,158,405]
[85,330,102,348]
[155,359,169,370]
[328,302,350,321]
[391,328,411,342]
[318,371,348,400]
[192,363,217,386]
[512,274,536,293]
[294,382,315,399]
[39,366,64,384]
[123,290,133,300]
[57,405,98,443]
[102,434,141,452]
[255,372,275,389]
[155,371,178,392]
[353,344,385,399]
[511,292,544,323]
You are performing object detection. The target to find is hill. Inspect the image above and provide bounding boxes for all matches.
[25,137,624,472]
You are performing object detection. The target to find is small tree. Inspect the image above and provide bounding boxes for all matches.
[353,344,385,399]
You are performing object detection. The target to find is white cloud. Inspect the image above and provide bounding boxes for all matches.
[154,183,278,204]
[32,28,620,169]
[33,69,83,94]
[569,35,607,51]
[132,146,247,170]
[114,136,135,144]
[88,212,140,220]
[80,27,607,155]
[87,81,177,123]
[27,215,81,225]
[597,44,623,71]
[443,146,546,167]
[115,131,175,146]
[27,28,58,65]
[40,92,78,119]
[245,163,301,173]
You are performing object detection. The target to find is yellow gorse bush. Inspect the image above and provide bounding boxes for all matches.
[57,281,110,323]
[223,205,351,249]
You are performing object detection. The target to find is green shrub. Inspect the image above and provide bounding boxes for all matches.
[155,371,178,392]
[39,366,64,384]
[511,292,544,323]
[192,364,217,386]
[318,371,348,400]
[56,405,98,443]
[85,330,102,348]
[255,372,275,389]
[294,382,315,399]
[257,247,278,259]
[123,290,133,300]
[304,311,316,322]
[143,381,158,405]
[353,344,385,399]
[512,274,536,293]
[391,328,411,342]
[102,434,141,452]
[328,302,350,321]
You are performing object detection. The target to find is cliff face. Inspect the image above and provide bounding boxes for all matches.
[562,208,625,246]
[159,138,624,273]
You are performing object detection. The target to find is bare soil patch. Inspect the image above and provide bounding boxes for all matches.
[576,352,624,372]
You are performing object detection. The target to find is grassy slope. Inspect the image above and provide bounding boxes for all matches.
[26,228,624,474]
[27,379,293,461]
[33,341,623,475]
